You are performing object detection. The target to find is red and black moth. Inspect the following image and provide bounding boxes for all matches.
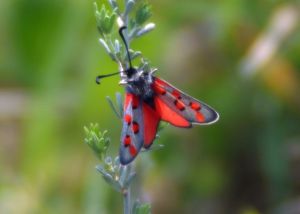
[96,26,219,165]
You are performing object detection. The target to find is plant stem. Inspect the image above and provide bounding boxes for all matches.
[122,3,132,210]
[123,187,131,214]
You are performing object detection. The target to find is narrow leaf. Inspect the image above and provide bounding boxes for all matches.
[136,23,155,37]
[123,173,136,188]
[116,92,124,117]
[133,201,151,214]
[99,39,112,55]
[106,96,122,119]
[125,0,135,16]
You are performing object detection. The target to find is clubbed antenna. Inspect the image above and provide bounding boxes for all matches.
[119,26,133,69]
[95,71,120,84]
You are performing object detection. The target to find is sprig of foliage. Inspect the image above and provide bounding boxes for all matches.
[136,2,152,25]
[133,201,151,214]
[94,0,155,70]
[96,156,136,193]
[84,124,110,161]
[85,0,160,213]
[94,4,116,36]
[84,124,138,214]
[84,118,157,214]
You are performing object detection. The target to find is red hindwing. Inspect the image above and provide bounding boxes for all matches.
[142,103,160,148]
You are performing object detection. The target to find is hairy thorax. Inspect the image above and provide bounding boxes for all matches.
[126,72,154,100]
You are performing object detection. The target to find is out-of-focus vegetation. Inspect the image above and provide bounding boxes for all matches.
[0,0,300,213]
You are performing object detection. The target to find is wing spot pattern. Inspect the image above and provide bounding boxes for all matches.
[189,102,201,111]
[172,90,182,99]
[124,114,132,124]
[123,135,137,156]
[195,112,205,122]
[132,121,139,134]
[129,145,137,156]
[174,99,185,111]
[124,135,131,147]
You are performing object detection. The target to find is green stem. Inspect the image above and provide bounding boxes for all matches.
[122,1,132,212]
[105,1,139,213]
[123,187,131,214]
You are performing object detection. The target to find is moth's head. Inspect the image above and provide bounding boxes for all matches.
[125,67,137,78]
[119,67,157,86]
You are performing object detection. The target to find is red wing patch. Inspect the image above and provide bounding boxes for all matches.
[142,102,160,148]
[153,77,219,125]
[154,96,191,127]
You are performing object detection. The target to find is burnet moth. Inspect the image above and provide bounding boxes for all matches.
[96,26,219,165]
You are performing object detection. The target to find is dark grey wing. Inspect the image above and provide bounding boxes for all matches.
[119,92,144,165]
[153,77,219,125]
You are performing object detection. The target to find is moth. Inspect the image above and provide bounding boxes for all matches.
[97,26,219,165]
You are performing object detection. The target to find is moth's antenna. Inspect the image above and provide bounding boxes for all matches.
[96,26,134,85]
[96,71,119,84]
[119,26,133,69]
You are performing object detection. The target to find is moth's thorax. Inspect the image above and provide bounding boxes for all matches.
[123,68,154,100]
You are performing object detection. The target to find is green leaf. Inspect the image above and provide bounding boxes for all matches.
[115,92,124,117]
[158,121,169,132]
[114,39,121,54]
[136,23,155,37]
[98,38,116,61]
[129,19,137,29]
[84,124,110,161]
[130,50,142,60]
[94,3,116,35]
[96,164,122,192]
[123,173,136,188]
[125,0,135,16]
[119,165,130,187]
[135,2,152,25]
[138,59,151,73]
[108,0,119,11]
[96,165,113,180]
[133,201,151,214]
[106,96,122,119]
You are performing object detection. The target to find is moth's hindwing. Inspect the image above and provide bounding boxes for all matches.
[152,77,219,126]
[120,92,144,165]
[142,102,160,149]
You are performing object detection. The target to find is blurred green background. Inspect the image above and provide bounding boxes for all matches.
[1,0,300,213]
